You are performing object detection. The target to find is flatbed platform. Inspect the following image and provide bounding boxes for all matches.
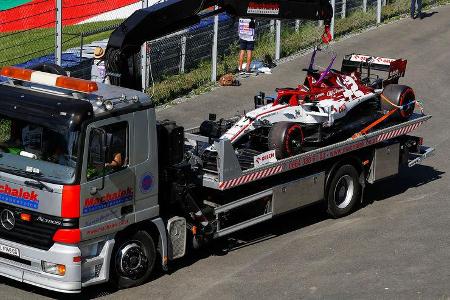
[185,114,431,190]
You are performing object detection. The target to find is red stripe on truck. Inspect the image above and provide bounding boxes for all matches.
[61,185,80,218]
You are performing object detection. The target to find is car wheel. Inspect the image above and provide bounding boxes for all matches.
[381,84,415,121]
[268,122,304,159]
[326,164,361,218]
[110,230,156,289]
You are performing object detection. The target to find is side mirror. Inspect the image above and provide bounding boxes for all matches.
[88,127,107,194]
[89,128,107,169]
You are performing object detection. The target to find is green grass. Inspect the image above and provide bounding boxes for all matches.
[0,20,121,66]
[150,0,448,105]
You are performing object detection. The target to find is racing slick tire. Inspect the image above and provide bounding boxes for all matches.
[110,230,156,289]
[326,164,361,218]
[268,122,304,159]
[381,84,415,121]
[31,63,67,76]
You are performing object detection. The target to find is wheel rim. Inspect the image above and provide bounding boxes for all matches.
[399,89,415,118]
[334,175,354,209]
[116,241,149,280]
[285,125,304,156]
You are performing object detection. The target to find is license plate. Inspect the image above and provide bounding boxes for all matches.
[0,244,20,257]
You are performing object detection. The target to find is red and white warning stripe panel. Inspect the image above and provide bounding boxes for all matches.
[0,66,98,93]
[218,117,428,190]
[376,121,424,142]
[247,2,280,15]
[219,165,283,190]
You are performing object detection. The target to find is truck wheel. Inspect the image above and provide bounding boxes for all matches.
[110,230,156,289]
[268,122,304,159]
[381,84,415,121]
[326,165,361,218]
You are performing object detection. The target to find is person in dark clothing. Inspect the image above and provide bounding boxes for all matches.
[411,0,423,19]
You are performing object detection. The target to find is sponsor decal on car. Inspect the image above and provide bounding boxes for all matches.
[83,187,133,214]
[247,2,280,15]
[350,54,396,65]
[254,150,277,167]
[0,184,39,209]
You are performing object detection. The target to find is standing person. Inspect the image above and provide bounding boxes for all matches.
[91,46,110,84]
[238,18,256,74]
[411,0,423,19]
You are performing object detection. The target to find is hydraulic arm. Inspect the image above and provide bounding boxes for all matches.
[105,0,333,90]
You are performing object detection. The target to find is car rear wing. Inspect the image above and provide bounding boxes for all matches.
[341,53,407,85]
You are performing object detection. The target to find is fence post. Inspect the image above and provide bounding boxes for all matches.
[342,0,346,18]
[270,20,275,33]
[55,0,62,66]
[275,20,281,60]
[330,0,335,39]
[383,0,387,5]
[295,20,300,32]
[141,0,149,91]
[180,36,186,74]
[363,0,367,12]
[377,0,382,23]
[211,6,219,82]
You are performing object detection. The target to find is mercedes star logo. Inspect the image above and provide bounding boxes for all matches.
[1,209,15,231]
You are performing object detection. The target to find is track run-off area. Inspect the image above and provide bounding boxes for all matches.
[1,4,449,300]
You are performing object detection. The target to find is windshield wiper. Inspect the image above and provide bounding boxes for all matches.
[24,179,53,192]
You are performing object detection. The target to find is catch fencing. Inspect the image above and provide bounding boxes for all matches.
[0,0,442,90]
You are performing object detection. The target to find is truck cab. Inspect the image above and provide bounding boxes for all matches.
[0,67,161,292]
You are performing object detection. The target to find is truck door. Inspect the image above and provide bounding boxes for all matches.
[79,115,135,239]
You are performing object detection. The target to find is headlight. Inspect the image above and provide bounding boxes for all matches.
[41,261,66,276]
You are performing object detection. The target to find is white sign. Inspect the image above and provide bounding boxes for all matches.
[0,244,20,257]
[254,150,277,167]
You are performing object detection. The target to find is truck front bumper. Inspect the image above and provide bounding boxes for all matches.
[0,237,82,293]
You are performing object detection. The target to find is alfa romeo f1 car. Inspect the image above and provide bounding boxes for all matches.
[200,48,418,167]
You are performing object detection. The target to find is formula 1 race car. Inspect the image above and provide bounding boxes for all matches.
[200,48,417,168]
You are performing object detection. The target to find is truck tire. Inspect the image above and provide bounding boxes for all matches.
[110,230,156,289]
[381,84,415,121]
[31,63,67,76]
[326,164,361,218]
[268,122,304,159]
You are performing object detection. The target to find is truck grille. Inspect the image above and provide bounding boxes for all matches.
[0,203,71,250]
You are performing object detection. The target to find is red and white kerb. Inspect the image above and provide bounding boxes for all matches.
[0,66,98,93]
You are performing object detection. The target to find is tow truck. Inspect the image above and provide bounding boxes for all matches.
[0,0,433,294]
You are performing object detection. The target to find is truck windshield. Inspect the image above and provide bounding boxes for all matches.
[0,115,80,184]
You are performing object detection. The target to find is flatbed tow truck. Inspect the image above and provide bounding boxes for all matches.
[0,0,434,294]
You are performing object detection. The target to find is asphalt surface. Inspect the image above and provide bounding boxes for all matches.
[1,5,449,300]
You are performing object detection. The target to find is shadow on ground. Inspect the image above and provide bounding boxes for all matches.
[0,165,443,299]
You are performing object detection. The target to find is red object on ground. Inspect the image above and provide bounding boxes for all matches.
[0,0,137,32]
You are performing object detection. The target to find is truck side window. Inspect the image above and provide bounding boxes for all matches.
[87,122,129,180]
